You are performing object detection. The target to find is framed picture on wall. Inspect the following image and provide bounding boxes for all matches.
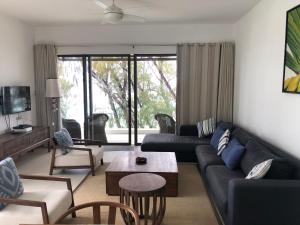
[283,4,300,94]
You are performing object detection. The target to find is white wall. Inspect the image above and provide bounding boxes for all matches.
[0,13,35,133]
[234,0,300,157]
[34,23,235,54]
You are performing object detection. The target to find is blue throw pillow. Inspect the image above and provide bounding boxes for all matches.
[0,157,24,210]
[210,127,225,150]
[54,128,74,154]
[221,138,245,170]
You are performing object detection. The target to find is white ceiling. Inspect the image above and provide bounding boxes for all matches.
[0,0,261,25]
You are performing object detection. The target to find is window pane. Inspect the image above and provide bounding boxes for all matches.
[136,55,177,143]
[89,56,130,143]
[58,56,84,138]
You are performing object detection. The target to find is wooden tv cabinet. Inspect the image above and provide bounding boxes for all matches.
[0,126,51,160]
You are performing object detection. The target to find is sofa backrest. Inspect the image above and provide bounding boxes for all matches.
[232,126,300,179]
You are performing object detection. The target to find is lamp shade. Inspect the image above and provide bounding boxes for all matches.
[46,79,61,98]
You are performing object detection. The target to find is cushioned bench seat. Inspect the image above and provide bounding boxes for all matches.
[141,133,210,162]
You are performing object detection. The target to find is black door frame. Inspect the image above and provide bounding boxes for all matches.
[133,54,177,145]
[58,53,176,146]
[58,54,132,145]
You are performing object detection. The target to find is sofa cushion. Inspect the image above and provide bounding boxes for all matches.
[217,121,234,131]
[231,127,252,146]
[142,134,211,147]
[195,145,224,172]
[240,139,276,175]
[0,157,24,210]
[55,146,103,167]
[210,127,226,150]
[141,133,210,162]
[206,165,244,214]
[0,190,72,225]
[221,138,245,170]
[241,140,294,179]
[265,159,294,179]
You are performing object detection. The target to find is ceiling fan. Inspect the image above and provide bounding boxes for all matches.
[95,0,146,24]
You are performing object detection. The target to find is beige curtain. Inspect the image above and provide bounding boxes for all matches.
[217,43,235,122]
[34,44,60,134]
[176,42,234,130]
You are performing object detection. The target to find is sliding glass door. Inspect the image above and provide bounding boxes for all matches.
[58,56,85,138]
[58,54,176,145]
[58,55,131,144]
[134,55,177,144]
[88,56,131,144]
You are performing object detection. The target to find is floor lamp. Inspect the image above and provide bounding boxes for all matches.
[46,78,61,135]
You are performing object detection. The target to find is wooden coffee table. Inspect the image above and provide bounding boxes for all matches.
[105,151,178,197]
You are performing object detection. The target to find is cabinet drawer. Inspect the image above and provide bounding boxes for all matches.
[30,128,49,144]
[3,135,30,157]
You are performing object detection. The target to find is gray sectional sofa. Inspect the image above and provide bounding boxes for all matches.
[141,122,300,225]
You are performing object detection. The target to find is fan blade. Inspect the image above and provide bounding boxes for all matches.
[118,0,154,9]
[95,0,108,9]
[123,14,145,23]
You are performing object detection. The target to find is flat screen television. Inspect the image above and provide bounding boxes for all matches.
[1,86,31,115]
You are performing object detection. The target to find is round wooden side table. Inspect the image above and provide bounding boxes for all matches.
[119,173,166,225]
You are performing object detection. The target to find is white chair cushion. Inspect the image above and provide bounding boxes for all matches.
[0,190,72,225]
[55,145,103,167]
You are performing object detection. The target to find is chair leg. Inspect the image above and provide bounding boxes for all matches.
[49,167,53,175]
[101,158,104,165]
[91,166,95,176]
[69,203,76,218]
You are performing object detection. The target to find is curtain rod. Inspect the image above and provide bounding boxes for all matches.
[56,43,177,48]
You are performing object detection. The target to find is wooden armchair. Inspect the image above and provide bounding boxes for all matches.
[0,174,75,225]
[56,201,140,225]
[50,138,104,176]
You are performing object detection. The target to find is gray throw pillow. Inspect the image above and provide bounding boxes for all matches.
[197,118,216,138]
[54,128,74,154]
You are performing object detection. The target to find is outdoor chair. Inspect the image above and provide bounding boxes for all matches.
[62,118,82,139]
[154,113,176,134]
[88,113,109,143]
[55,201,140,225]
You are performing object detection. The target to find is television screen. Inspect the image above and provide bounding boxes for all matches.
[1,86,31,115]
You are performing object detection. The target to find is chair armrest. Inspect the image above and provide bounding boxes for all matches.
[179,125,198,136]
[228,179,300,225]
[19,174,75,219]
[19,174,72,189]
[59,145,93,151]
[72,138,101,146]
[0,197,49,224]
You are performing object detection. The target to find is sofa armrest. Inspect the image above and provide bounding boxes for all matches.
[179,125,198,136]
[228,179,300,225]
[0,197,49,224]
